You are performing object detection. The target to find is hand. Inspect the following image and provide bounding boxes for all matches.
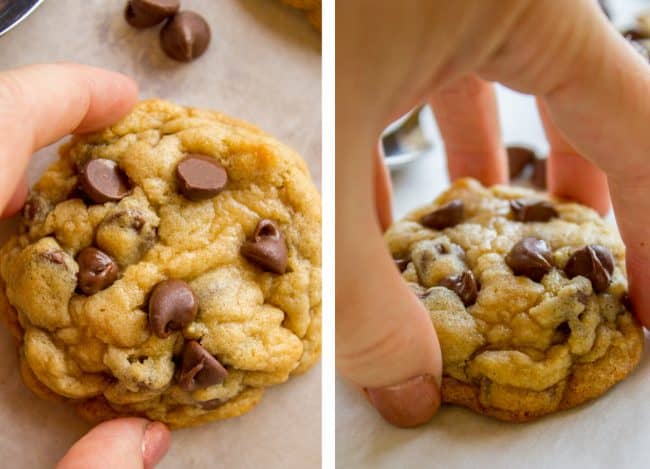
[336,0,650,427]
[0,63,170,468]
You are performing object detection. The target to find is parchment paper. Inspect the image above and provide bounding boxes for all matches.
[0,1,321,467]
[337,1,650,467]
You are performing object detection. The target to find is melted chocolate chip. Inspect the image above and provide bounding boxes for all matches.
[505,237,553,282]
[507,146,536,179]
[79,159,130,204]
[394,258,409,272]
[438,270,478,306]
[160,11,211,62]
[178,341,228,391]
[564,245,614,293]
[510,199,558,222]
[421,200,464,230]
[176,154,228,201]
[241,219,288,274]
[76,247,119,295]
[148,279,199,338]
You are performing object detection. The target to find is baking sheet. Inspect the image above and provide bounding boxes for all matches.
[0,0,321,467]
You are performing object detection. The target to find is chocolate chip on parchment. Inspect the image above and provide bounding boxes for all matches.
[531,158,547,190]
[421,200,464,230]
[76,247,119,295]
[241,219,288,274]
[160,11,211,62]
[564,245,614,293]
[125,0,180,28]
[178,341,228,391]
[505,237,553,282]
[176,154,228,200]
[507,146,536,179]
[438,270,478,306]
[510,199,558,222]
[79,159,130,204]
[148,279,199,338]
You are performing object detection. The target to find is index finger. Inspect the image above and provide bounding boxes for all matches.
[0,63,138,214]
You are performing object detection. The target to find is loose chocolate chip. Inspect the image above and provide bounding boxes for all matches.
[507,146,536,179]
[531,158,547,190]
[76,247,119,295]
[421,200,464,230]
[125,0,179,28]
[176,154,228,201]
[178,341,228,391]
[241,219,288,274]
[160,11,211,62]
[394,258,409,272]
[79,159,130,204]
[438,270,478,306]
[510,199,558,222]
[505,237,553,282]
[564,245,614,293]
[149,279,199,338]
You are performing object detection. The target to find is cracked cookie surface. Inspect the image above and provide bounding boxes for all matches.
[386,179,643,422]
[0,99,321,428]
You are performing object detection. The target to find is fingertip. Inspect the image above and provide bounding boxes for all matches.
[0,176,27,219]
[142,422,171,469]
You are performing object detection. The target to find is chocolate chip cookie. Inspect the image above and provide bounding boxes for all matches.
[386,179,643,422]
[0,100,321,428]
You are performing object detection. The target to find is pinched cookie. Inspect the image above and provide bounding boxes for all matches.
[0,100,321,428]
[386,179,643,422]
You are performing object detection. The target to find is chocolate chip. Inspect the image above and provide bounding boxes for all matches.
[241,219,288,274]
[564,245,614,293]
[176,154,227,201]
[421,200,464,230]
[438,270,478,306]
[505,237,553,282]
[76,247,119,295]
[507,146,536,179]
[148,279,199,338]
[178,341,228,391]
[160,11,211,62]
[510,199,558,222]
[531,158,547,190]
[394,258,409,272]
[125,0,179,28]
[79,159,130,204]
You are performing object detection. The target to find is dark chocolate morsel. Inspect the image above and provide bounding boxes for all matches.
[564,245,614,293]
[510,199,558,222]
[160,11,211,62]
[505,237,553,282]
[176,154,228,201]
[76,247,119,295]
[438,270,478,306]
[79,159,130,204]
[149,279,199,337]
[241,219,288,274]
[178,341,228,391]
[421,200,464,230]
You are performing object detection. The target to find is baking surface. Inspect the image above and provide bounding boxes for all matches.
[338,1,650,468]
[0,0,321,467]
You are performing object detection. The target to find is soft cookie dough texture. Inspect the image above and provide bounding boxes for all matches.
[0,100,321,428]
[386,179,643,422]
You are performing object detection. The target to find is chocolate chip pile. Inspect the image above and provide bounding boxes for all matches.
[386,178,643,421]
[0,100,321,428]
[125,0,211,62]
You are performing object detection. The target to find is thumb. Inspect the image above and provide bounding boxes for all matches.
[336,225,443,428]
[56,418,171,469]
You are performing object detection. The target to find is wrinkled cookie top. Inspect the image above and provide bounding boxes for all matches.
[386,178,634,392]
[0,100,321,423]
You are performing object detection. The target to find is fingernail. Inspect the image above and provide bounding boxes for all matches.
[142,421,171,469]
[365,374,441,428]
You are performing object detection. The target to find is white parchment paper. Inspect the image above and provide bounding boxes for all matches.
[0,1,321,467]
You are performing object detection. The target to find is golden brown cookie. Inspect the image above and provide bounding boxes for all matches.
[386,179,643,421]
[0,99,321,428]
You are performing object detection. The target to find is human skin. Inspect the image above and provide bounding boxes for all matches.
[336,0,650,427]
[0,63,170,468]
